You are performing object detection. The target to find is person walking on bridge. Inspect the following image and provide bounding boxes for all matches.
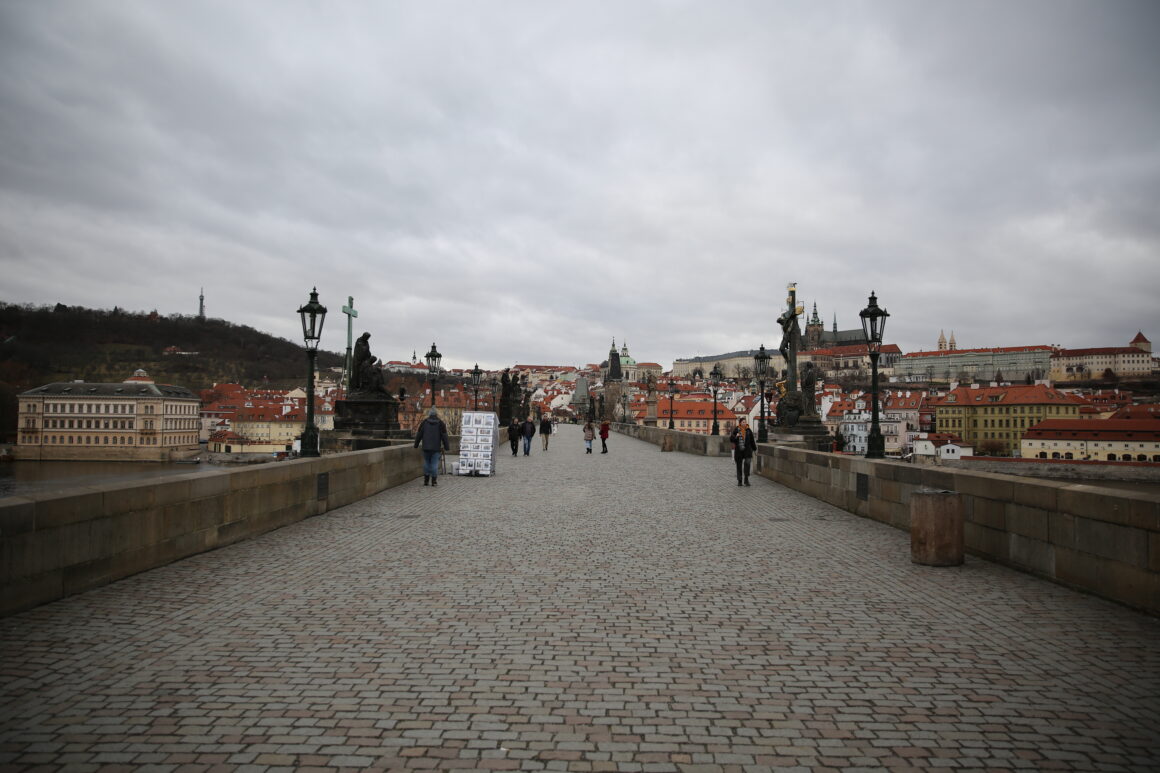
[599,420,610,454]
[414,408,450,486]
[730,417,757,486]
[507,417,520,456]
[583,420,595,453]
[521,416,537,456]
[539,415,553,450]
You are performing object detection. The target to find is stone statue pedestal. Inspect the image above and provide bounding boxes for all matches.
[326,395,409,452]
[333,396,400,436]
[644,395,658,427]
[771,415,832,451]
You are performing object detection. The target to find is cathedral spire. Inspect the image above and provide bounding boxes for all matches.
[938,330,947,351]
[608,340,623,381]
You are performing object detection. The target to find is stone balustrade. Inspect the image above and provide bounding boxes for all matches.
[757,444,1159,615]
[1,445,424,617]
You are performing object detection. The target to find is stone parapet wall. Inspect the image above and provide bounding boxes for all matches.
[1,446,423,617]
[613,423,732,456]
[756,445,1160,615]
[949,457,1160,483]
[14,445,200,463]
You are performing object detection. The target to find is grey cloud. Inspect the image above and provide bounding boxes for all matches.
[1,1,1158,370]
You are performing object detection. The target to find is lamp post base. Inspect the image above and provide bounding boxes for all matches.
[300,426,320,458]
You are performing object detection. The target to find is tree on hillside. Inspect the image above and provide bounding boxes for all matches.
[976,439,1006,457]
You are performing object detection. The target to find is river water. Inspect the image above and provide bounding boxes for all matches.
[0,460,241,499]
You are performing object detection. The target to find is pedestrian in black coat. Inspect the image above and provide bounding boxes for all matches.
[539,416,552,450]
[730,417,758,486]
[507,418,521,456]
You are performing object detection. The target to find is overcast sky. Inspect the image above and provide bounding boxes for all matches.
[2,1,1158,372]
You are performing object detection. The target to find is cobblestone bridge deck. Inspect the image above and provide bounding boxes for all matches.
[2,426,1158,772]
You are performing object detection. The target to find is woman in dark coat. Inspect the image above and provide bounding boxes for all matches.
[730,417,758,486]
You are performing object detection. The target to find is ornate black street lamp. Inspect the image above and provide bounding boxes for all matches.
[668,381,678,430]
[424,342,442,407]
[753,344,770,443]
[470,363,482,410]
[859,291,890,459]
[709,363,723,435]
[296,288,327,457]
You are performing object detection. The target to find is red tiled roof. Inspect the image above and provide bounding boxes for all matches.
[1131,331,1150,344]
[934,384,1078,406]
[1111,405,1160,420]
[918,433,966,448]
[1054,347,1147,357]
[1025,419,1160,441]
[823,343,903,357]
[658,399,730,420]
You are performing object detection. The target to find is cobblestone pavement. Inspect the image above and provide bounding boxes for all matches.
[3,426,1159,772]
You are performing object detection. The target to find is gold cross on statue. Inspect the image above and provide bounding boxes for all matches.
[785,282,803,320]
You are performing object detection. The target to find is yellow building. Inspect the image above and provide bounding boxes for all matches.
[933,384,1081,456]
[229,409,305,452]
[16,370,201,462]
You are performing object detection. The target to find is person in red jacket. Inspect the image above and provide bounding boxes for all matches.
[599,420,610,454]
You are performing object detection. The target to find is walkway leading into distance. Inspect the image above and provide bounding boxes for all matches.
[2,425,1158,772]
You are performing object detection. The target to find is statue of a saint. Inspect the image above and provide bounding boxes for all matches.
[360,357,387,394]
[777,310,801,384]
[776,392,804,428]
[800,361,817,417]
[351,332,372,391]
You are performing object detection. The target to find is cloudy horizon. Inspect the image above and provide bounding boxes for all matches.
[2,1,1158,372]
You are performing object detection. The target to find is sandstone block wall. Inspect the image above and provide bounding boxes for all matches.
[756,445,1159,615]
[1,446,423,617]
[614,423,732,456]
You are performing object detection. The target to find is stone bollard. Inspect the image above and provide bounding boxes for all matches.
[910,490,964,566]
